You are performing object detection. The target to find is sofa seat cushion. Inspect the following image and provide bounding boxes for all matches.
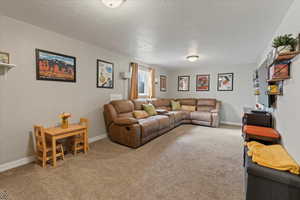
[150,115,170,130]
[138,118,159,138]
[191,111,212,122]
[168,111,186,122]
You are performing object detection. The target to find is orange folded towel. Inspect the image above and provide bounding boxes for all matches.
[247,141,300,175]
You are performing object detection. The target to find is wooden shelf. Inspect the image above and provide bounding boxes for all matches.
[268,51,300,68]
[267,78,289,82]
[279,51,300,56]
[277,51,300,61]
[267,92,281,96]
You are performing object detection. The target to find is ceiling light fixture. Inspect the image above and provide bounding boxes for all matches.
[186,55,199,62]
[102,0,126,8]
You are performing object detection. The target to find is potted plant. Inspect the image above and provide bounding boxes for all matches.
[272,34,298,54]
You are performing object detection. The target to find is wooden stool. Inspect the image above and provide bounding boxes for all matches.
[72,118,89,155]
[34,125,65,168]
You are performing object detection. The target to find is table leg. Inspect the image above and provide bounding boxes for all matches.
[84,129,87,154]
[52,137,57,167]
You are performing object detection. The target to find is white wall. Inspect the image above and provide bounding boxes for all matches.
[0,15,5,166]
[0,16,169,165]
[258,0,300,164]
[168,64,256,124]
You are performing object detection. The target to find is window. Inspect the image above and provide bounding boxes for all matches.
[138,67,150,96]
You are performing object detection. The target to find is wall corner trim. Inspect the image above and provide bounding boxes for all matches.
[0,134,107,173]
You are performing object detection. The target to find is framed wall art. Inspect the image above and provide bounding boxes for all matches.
[160,75,167,92]
[178,75,190,91]
[36,49,76,82]
[97,59,114,89]
[0,51,10,64]
[196,74,210,91]
[217,73,234,91]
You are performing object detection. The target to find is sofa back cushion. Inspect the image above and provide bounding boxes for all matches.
[197,98,216,111]
[132,99,148,110]
[177,98,197,106]
[111,100,134,114]
[149,99,172,111]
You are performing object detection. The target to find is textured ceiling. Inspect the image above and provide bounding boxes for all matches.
[0,0,294,68]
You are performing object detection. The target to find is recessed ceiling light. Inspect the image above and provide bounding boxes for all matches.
[102,0,126,8]
[186,55,199,62]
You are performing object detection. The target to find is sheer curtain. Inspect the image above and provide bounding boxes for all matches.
[149,68,156,99]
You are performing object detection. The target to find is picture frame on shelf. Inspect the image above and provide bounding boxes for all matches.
[196,74,210,91]
[0,51,10,64]
[268,60,290,81]
[217,73,234,91]
[97,59,114,89]
[160,75,167,92]
[178,75,190,91]
[36,49,76,82]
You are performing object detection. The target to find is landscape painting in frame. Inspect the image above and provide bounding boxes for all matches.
[218,73,234,91]
[36,49,76,82]
[196,74,210,91]
[0,51,10,64]
[178,76,190,91]
[97,59,114,89]
[160,75,167,92]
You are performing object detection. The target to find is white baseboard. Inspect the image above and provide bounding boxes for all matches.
[0,134,107,173]
[221,121,242,126]
[88,134,107,143]
[0,156,35,173]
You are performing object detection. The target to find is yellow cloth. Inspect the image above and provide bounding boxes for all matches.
[181,105,196,112]
[247,141,300,175]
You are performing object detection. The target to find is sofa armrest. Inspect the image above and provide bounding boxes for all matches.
[211,101,221,113]
[108,123,141,148]
[114,117,138,125]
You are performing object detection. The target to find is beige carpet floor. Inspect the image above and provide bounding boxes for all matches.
[0,125,244,200]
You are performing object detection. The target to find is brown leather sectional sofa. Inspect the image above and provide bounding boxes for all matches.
[103,98,221,148]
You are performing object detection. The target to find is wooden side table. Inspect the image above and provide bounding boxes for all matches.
[44,119,88,167]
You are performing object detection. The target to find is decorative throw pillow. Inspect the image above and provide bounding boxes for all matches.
[181,105,196,112]
[133,110,149,119]
[142,104,157,116]
[171,100,181,111]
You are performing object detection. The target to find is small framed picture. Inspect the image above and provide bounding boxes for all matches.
[268,60,290,81]
[0,51,10,64]
[196,74,210,91]
[36,49,76,82]
[217,73,234,91]
[160,75,167,92]
[178,76,190,91]
[97,59,114,89]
